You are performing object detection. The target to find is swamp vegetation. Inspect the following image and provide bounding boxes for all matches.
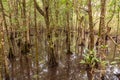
[0,0,120,80]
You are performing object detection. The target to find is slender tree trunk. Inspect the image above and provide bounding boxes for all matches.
[0,0,14,79]
[0,18,3,80]
[99,0,106,59]
[87,0,94,80]
[66,0,72,55]
[34,0,58,68]
[54,0,59,63]
[98,0,106,78]
[88,0,94,50]
[113,7,119,59]
[22,0,31,79]
[43,0,58,67]
[20,54,24,80]
[34,1,39,79]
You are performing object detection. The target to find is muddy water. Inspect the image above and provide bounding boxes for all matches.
[2,29,120,80]
[38,34,120,80]
[36,53,120,80]
[5,49,120,80]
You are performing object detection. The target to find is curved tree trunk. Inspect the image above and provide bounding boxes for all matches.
[34,0,58,69]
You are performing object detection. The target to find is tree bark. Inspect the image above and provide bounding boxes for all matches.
[87,0,94,80]
[66,0,72,55]
[99,0,106,59]
[34,0,58,68]
[34,1,39,79]
[88,0,94,50]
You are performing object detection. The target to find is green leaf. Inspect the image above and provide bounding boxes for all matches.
[110,61,117,65]
[33,74,39,79]
[80,60,86,64]
[115,57,120,60]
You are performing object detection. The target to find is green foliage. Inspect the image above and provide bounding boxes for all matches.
[20,26,28,32]
[2,0,7,2]
[80,49,107,68]
[61,0,66,4]
[100,45,108,49]
[80,50,98,67]
[32,74,39,79]
[110,61,117,65]
[110,57,120,65]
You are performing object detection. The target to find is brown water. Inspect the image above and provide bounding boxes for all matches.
[3,52,120,80]
[2,29,120,80]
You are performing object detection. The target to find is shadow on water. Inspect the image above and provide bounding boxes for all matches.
[47,54,72,80]
[48,67,57,80]
[66,54,71,80]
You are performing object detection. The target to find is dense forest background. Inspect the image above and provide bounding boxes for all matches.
[0,0,120,80]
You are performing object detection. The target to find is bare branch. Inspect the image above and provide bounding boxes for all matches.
[106,0,116,27]
[34,0,44,16]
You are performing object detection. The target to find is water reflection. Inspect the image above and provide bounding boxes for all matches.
[48,67,57,80]
[6,51,120,80]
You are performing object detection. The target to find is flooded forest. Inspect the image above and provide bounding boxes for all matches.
[0,0,120,80]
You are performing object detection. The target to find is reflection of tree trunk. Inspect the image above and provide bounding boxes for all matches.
[86,66,94,80]
[48,67,57,80]
[0,51,2,79]
[66,54,70,80]
[11,62,14,80]
[20,55,24,80]
[25,55,31,80]
[0,73,1,80]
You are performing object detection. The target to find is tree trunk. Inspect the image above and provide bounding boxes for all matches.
[34,0,58,68]
[0,20,3,80]
[34,1,39,79]
[87,0,94,80]
[88,0,94,50]
[86,67,94,80]
[43,0,58,67]
[99,0,106,59]
[66,0,72,55]
[0,0,12,79]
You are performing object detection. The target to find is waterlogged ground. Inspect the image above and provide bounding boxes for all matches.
[28,40,120,80]
[7,52,120,80]
[38,53,120,80]
[3,29,120,80]
[33,29,120,80]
